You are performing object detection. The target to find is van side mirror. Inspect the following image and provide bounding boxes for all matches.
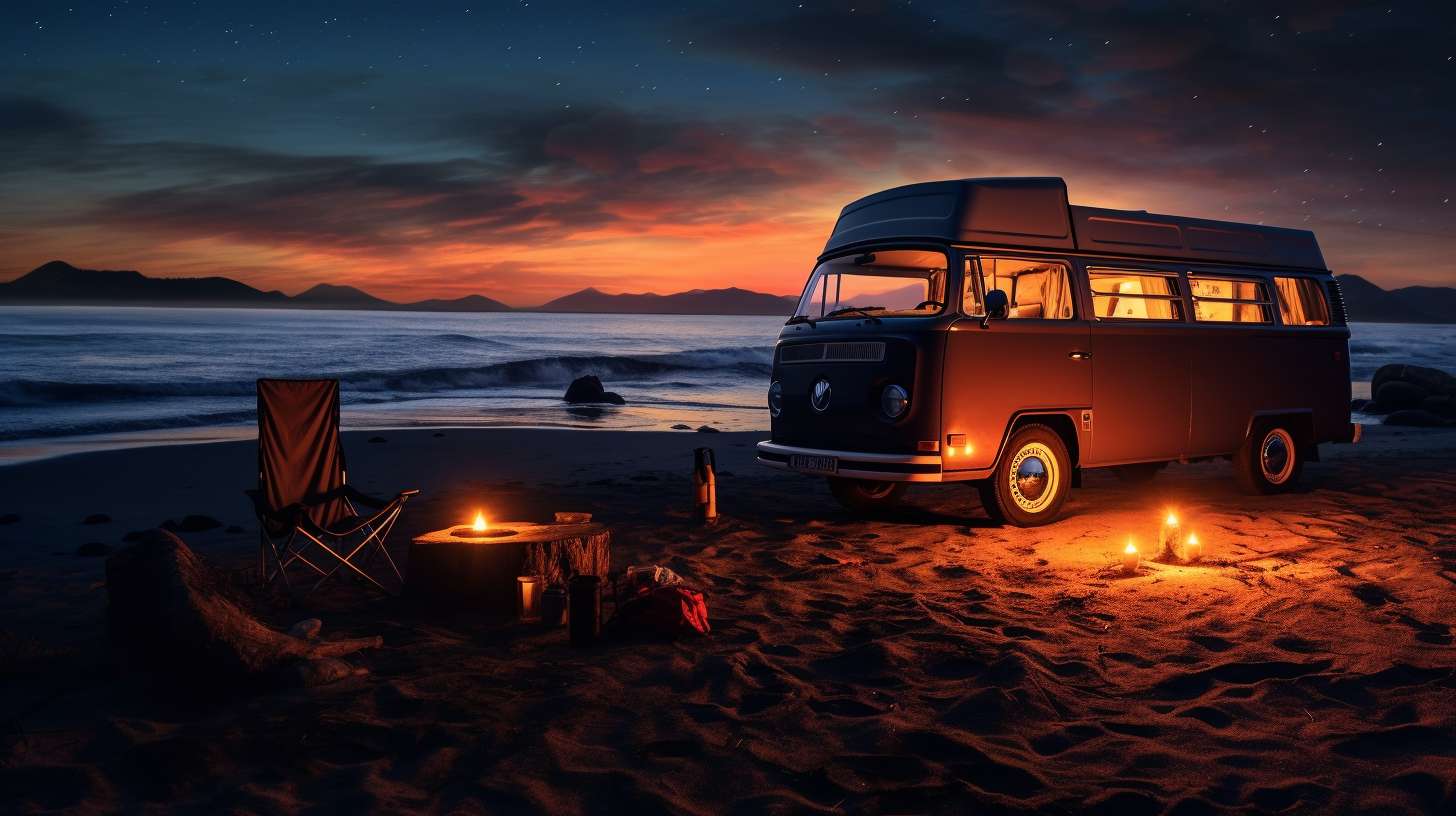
[981,289,1009,328]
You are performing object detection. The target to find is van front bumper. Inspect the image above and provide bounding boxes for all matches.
[756,441,984,483]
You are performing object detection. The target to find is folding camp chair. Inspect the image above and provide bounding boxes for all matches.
[247,379,418,595]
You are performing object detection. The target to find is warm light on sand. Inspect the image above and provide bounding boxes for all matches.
[1185,533,1203,562]
[1122,540,1140,574]
[473,511,488,532]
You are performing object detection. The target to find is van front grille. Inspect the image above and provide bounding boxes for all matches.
[779,341,886,364]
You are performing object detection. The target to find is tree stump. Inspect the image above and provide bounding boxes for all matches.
[407,521,611,612]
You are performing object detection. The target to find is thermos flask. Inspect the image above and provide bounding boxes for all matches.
[568,574,601,646]
[541,585,567,627]
[693,447,718,525]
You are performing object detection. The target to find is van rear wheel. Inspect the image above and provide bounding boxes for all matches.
[827,477,906,514]
[1234,422,1304,494]
[984,424,1071,527]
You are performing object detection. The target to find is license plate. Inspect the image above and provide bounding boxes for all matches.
[790,454,838,474]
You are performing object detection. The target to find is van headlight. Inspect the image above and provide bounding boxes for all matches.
[880,384,909,419]
[768,380,784,418]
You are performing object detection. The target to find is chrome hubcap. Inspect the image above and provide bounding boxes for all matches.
[1008,442,1059,513]
[1260,428,1295,484]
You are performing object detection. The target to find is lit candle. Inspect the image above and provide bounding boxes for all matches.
[473,511,488,533]
[1159,511,1184,559]
[1184,532,1203,563]
[1122,540,1140,575]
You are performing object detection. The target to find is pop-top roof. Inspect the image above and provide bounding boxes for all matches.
[823,177,1326,271]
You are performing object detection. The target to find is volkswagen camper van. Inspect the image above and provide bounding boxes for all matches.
[756,178,1358,526]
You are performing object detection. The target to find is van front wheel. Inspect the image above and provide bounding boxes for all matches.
[827,477,906,514]
[1234,423,1304,494]
[985,424,1071,527]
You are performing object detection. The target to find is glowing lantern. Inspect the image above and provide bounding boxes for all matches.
[1184,532,1203,562]
[1122,540,1140,574]
[1159,511,1185,559]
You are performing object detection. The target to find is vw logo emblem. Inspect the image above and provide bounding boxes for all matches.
[811,378,832,412]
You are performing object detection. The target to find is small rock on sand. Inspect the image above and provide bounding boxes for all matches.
[1384,409,1451,428]
[368,435,388,443]
[696,425,721,433]
[77,542,111,557]
[671,424,692,430]
[82,513,112,525]
[432,431,446,437]
[162,515,222,533]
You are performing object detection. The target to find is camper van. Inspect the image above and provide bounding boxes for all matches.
[756,178,1358,526]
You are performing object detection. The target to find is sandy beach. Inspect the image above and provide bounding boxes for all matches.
[3,426,1455,814]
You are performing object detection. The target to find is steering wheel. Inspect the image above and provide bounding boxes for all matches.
[914,299,944,310]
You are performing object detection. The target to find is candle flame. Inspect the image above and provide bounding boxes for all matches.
[1187,532,1199,545]
[473,511,487,532]
[1124,541,1138,555]
[1165,512,1178,526]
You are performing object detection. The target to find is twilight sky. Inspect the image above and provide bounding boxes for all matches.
[1,1,1453,305]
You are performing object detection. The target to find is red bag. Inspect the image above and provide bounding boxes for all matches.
[612,567,711,637]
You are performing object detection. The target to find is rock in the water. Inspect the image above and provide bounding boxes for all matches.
[77,542,111,557]
[0,513,19,525]
[1375,380,1429,411]
[1421,394,1456,419]
[696,425,721,433]
[563,375,627,405]
[670,423,692,430]
[1372,364,1456,399]
[161,515,222,533]
[1384,409,1451,428]
[105,530,380,687]
[83,513,112,525]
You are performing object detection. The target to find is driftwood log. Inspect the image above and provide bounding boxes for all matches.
[407,521,611,612]
[105,529,380,687]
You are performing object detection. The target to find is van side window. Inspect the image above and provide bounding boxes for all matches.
[1188,275,1272,323]
[1088,269,1183,320]
[962,258,983,315]
[973,257,1074,319]
[1274,277,1331,326]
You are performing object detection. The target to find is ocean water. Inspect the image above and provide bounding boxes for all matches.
[0,306,1450,463]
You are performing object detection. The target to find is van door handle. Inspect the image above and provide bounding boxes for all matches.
[1068,351,1092,360]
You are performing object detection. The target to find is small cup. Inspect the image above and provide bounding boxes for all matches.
[517,576,541,622]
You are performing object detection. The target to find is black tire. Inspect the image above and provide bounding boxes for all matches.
[984,424,1072,527]
[1234,421,1304,494]
[827,477,906,514]
[1112,462,1166,484]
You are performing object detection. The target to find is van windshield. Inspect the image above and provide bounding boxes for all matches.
[792,249,949,321]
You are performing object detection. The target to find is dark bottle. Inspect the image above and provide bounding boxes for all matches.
[568,574,601,646]
[541,585,567,627]
[693,447,718,525]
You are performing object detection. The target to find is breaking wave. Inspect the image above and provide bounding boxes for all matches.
[0,346,773,407]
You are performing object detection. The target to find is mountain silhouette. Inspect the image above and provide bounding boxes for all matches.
[539,286,798,315]
[0,261,792,314]
[1335,274,1456,324]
